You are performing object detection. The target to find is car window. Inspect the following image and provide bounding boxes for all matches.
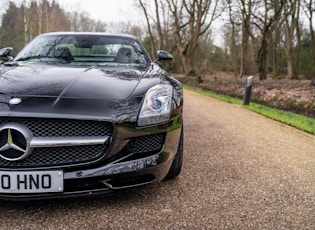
[15,34,150,66]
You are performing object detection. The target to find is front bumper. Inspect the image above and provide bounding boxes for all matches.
[0,120,182,201]
[0,152,166,201]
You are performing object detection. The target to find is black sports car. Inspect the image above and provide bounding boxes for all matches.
[0,32,183,200]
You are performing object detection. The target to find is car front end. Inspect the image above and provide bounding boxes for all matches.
[0,32,183,200]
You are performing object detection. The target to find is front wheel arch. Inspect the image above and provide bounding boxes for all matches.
[164,126,183,179]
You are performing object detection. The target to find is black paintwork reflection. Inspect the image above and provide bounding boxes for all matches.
[0,63,143,99]
[0,94,10,111]
[0,61,184,123]
[1,53,182,124]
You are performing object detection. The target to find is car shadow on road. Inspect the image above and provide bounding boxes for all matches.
[0,178,182,211]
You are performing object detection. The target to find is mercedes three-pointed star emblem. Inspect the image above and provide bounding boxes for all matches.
[0,123,33,161]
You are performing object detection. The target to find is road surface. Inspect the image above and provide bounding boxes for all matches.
[0,89,314,229]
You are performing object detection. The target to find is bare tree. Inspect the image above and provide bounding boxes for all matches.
[138,0,173,59]
[302,0,315,63]
[154,0,164,50]
[224,0,241,76]
[168,0,221,76]
[139,0,221,76]
[68,11,106,32]
[271,0,283,78]
[237,0,253,78]
[139,0,156,58]
[243,0,284,80]
[284,0,301,79]
[22,0,34,45]
[225,0,284,80]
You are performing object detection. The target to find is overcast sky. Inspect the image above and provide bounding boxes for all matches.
[0,0,142,24]
[57,0,141,23]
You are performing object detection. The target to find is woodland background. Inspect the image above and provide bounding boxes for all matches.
[0,0,315,116]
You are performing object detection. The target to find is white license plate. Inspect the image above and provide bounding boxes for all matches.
[0,171,64,193]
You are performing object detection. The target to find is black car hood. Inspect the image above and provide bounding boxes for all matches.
[1,64,144,99]
[0,63,161,123]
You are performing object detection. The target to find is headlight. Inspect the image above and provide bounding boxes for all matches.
[138,84,173,126]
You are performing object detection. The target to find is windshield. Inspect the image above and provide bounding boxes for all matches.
[15,33,150,67]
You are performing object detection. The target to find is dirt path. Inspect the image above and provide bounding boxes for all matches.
[182,89,315,229]
[0,89,314,229]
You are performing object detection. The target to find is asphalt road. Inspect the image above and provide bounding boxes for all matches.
[0,89,314,229]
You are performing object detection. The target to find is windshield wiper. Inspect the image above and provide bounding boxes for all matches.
[15,56,73,64]
[15,56,46,61]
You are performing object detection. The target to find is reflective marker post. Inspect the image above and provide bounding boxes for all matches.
[243,76,253,105]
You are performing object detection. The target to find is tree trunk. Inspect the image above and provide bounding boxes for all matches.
[181,54,196,76]
[284,0,299,79]
[37,4,42,35]
[272,23,280,77]
[272,0,281,77]
[307,0,315,67]
[230,20,239,76]
[22,1,29,45]
[139,0,156,59]
[287,46,294,79]
[311,16,315,61]
[295,16,301,78]
[154,0,164,50]
[257,39,267,80]
[244,13,251,74]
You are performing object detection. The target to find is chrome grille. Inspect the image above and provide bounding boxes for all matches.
[0,117,113,169]
[0,117,112,137]
[0,145,105,168]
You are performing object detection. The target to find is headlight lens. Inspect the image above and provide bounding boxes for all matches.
[138,84,173,126]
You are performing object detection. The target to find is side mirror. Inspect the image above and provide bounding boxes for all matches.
[0,47,14,62]
[154,50,173,63]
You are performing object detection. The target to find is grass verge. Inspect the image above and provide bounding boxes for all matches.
[184,85,315,135]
